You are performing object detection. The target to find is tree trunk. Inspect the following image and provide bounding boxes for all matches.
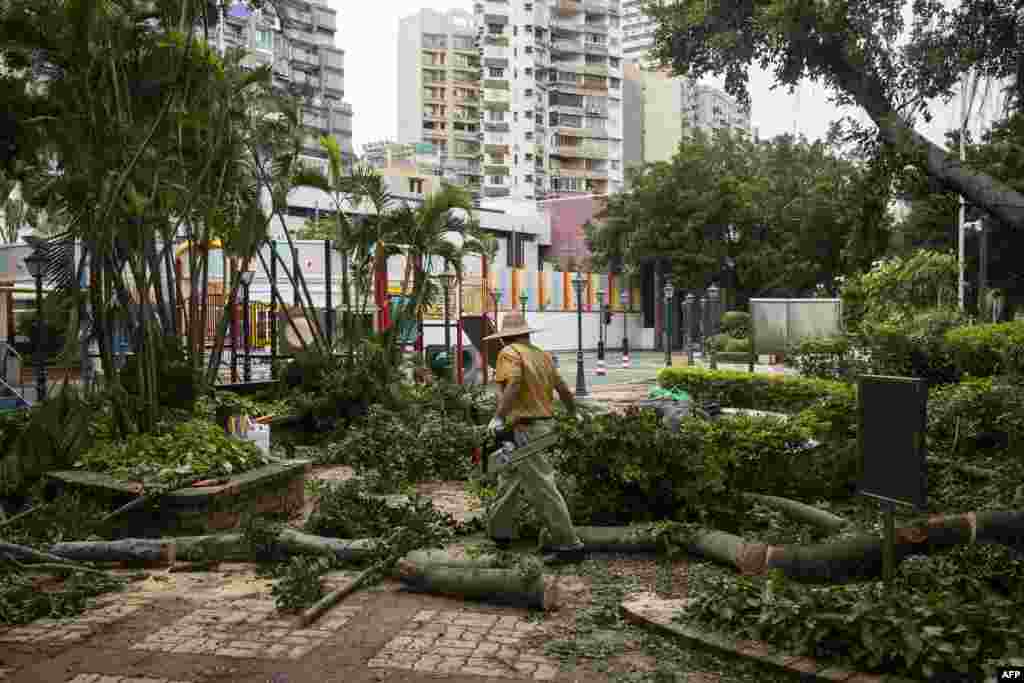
[396,559,555,610]
[821,47,1024,229]
[742,493,848,533]
[42,529,379,565]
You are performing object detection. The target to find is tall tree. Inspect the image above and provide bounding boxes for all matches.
[644,0,1024,230]
[586,130,889,304]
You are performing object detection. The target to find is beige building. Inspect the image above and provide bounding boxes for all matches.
[396,9,484,200]
[623,65,751,179]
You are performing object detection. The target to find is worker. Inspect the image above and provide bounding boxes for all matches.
[483,312,586,566]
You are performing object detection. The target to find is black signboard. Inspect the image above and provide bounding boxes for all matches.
[857,375,928,509]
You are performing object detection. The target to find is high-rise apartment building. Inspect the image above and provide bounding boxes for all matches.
[474,0,624,202]
[216,1,354,168]
[397,9,484,200]
[623,65,751,179]
[620,0,657,65]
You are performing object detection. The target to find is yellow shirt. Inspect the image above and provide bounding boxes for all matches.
[494,342,558,424]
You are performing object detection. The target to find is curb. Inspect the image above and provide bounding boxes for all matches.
[619,593,921,683]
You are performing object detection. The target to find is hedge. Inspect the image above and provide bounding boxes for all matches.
[658,366,851,414]
[944,320,1024,378]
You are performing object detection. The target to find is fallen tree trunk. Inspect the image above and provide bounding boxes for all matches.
[396,559,555,610]
[402,549,505,569]
[672,510,1024,583]
[44,529,378,565]
[742,493,848,533]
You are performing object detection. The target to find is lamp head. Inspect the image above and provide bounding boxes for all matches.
[663,282,674,301]
[239,270,255,286]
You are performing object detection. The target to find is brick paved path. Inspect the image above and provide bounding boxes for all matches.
[0,570,585,683]
[0,371,708,683]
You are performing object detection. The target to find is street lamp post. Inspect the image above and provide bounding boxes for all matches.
[620,289,630,368]
[663,282,674,367]
[596,289,605,363]
[24,250,47,402]
[684,293,696,365]
[240,270,255,382]
[520,290,528,318]
[440,272,455,355]
[571,273,587,397]
[490,287,503,384]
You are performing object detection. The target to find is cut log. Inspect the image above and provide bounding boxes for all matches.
[295,559,384,629]
[402,549,505,569]
[742,493,848,533]
[674,510,1024,583]
[45,529,378,565]
[0,541,88,565]
[573,526,661,553]
[396,559,553,609]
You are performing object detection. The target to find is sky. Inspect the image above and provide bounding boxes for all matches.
[330,0,1010,157]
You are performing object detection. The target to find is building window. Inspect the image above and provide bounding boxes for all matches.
[488,110,505,122]
[491,175,506,186]
[254,28,274,51]
[408,178,425,194]
[488,67,505,78]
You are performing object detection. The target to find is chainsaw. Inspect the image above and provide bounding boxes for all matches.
[473,427,560,478]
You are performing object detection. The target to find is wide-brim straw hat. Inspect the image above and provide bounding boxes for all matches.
[482,312,543,341]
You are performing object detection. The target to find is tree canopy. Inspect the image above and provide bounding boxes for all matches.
[643,0,1024,229]
[585,129,892,304]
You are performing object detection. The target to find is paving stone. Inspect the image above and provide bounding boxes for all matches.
[370,610,559,678]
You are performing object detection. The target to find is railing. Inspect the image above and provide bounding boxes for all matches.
[0,342,30,408]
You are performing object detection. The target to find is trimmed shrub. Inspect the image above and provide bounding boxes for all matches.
[720,311,752,339]
[856,308,965,386]
[944,320,1024,379]
[786,336,863,382]
[658,366,849,413]
[705,333,732,352]
[724,337,751,353]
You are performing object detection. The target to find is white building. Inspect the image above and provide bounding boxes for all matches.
[476,0,625,202]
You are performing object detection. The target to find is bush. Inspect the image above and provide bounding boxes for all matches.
[723,337,751,353]
[786,336,860,382]
[658,366,850,413]
[74,418,270,482]
[719,311,751,338]
[689,555,1024,681]
[704,333,731,352]
[552,409,744,528]
[944,320,1024,378]
[856,308,965,386]
[323,404,483,490]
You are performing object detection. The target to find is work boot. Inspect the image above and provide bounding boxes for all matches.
[541,544,586,566]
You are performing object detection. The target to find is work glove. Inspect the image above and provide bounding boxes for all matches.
[487,416,505,435]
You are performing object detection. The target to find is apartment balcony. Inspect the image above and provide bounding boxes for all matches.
[551,141,609,159]
[484,35,510,47]
[484,122,511,133]
[484,143,511,156]
[484,186,512,197]
[584,41,609,55]
[451,62,481,73]
[321,48,344,71]
[313,6,336,31]
[550,40,584,54]
[582,62,609,76]
[551,19,583,32]
[584,22,609,34]
[483,79,510,90]
[484,165,510,176]
[549,103,586,117]
[423,94,446,105]
[556,125,608,138]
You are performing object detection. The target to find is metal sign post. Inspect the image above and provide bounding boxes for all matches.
[857,375,928,590]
